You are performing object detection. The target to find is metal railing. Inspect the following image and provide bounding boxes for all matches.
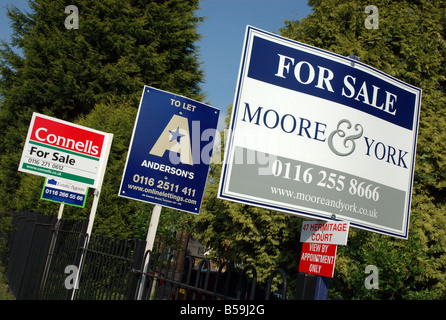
[40,218,89,299]
[73,235,145,300]
[133,251,288,300]
[3,212,313,300]
[6,212,57,299]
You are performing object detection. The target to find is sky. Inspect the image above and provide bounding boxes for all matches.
[196,0,312,128]
[0,0,312,129]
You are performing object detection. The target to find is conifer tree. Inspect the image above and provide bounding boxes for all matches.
[279,0,446,299]
[0,0,204,238]
[193,107,302,288]
[194,0,446,299]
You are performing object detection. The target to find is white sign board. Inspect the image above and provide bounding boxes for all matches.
[300,221,349,245]
[218,26,422,239]
[19,113,112,188]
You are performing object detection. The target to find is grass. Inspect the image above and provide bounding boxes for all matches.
[0,268,14,300]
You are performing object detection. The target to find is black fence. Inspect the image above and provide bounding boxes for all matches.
[40,218,89,299]
[6,212,59,299]
[2,212,320,300]
[134,252,289,300]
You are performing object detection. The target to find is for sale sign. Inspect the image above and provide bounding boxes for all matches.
[218,26,422,239]
[19,113,112,188]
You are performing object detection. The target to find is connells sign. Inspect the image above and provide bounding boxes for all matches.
[19,113,112,188]
[219,26,422,239]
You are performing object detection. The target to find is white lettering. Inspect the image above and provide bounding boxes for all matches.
[274,55,334,92]
[316,66,335,92]
[364,5,379,30]
[64,265,79,289]
[180,304,214,317]
[364,265,379,289]
[275,54,295,78]
[294,61,315,85]
[33,127,100,156]
[384,91,397,115]
[64,5,79,30]
[35,127,47,142]
[341,75,356,98]
[341,78,398,115]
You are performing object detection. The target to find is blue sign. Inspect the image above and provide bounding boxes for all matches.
[247,36,417,131]
[41,178,88,207]
[119,86,220,214]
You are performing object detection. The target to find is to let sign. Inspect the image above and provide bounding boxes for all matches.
[300,221,349,245]
[119,86,219,214]
[299,242,337,278]
[18,113,112,188]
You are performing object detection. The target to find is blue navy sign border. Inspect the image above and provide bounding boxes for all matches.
[218,26,422,239]
[119,86,220,214]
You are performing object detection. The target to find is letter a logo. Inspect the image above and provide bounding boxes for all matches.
[150,114,192,165]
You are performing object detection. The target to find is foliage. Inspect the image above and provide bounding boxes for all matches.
[279,0,446,299]
[1,0,445,300]
[0,0,203,246]
[0,267,14,300]
[192,107,302,292]
[194,0,446,299]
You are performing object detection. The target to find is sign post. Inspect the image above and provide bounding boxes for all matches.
[85,133,113,236]
[71,131,113,300]
[218,26,422,239]
[18,113,113,232]
[18,112,113,300]
[137,204,162,300]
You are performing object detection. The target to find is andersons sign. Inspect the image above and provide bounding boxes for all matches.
[219,26,422,239]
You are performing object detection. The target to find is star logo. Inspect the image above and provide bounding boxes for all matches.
[169,127,184,143]
[150,114,193,165]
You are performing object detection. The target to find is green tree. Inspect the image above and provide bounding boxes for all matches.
[280,0,446,299]
[192,107,302,291]
[0,0,204,240]
[74,99,194,242]
[194,0,446,299]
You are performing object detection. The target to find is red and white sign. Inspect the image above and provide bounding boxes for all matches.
[30,115,105,158]
[300,221,350,245]
[19,113,112,188]
[299,242,337,278]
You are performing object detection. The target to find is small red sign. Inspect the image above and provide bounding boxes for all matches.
[299,242,337,278]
